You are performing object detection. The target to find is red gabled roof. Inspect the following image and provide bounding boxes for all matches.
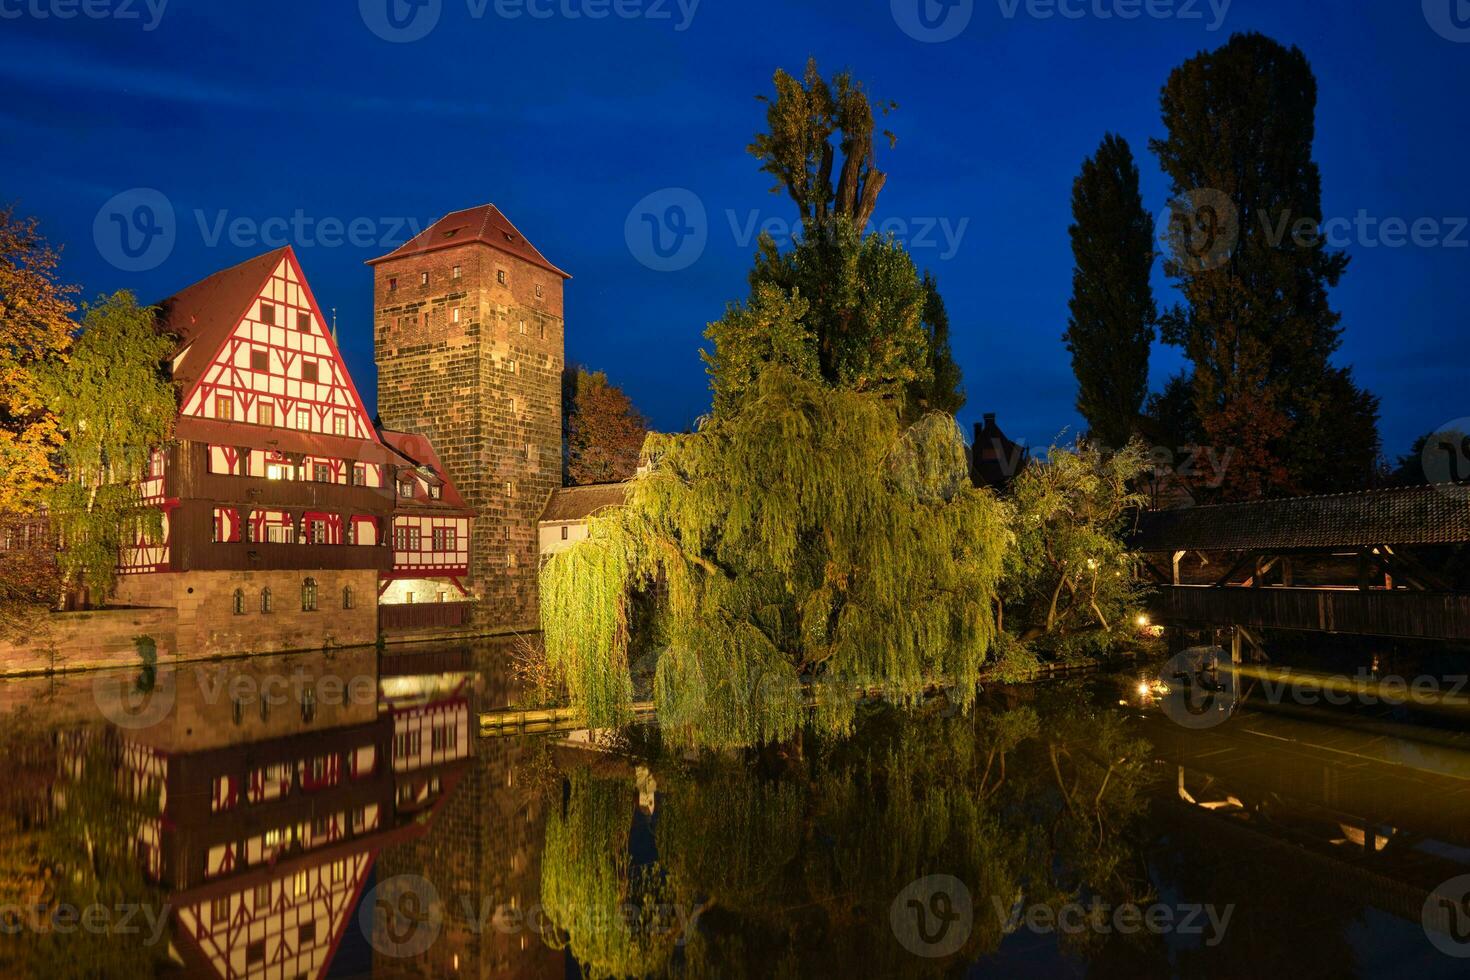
[366,203,570,279]
[157,246,292,390]
[378,427,473,514]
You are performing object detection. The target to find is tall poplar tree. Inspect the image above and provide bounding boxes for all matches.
[1062,134,1156,449]
[1150,32,1378,499]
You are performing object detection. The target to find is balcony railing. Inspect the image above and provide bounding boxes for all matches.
[379,601,473,632]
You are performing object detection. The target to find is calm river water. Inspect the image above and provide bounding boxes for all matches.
[2,638,1469,978]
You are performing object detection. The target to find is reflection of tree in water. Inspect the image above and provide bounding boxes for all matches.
[0,710,165,978]
[538,689,1161,977]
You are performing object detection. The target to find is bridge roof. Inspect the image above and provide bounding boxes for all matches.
[1131,484,1470,553]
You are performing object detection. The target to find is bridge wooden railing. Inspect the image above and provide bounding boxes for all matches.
[1150,585,1470,641]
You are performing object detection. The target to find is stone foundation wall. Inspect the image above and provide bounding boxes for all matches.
[114,569,379,658]
[0,606,178,676]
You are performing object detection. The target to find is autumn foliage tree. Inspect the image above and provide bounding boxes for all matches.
[0,206,75,513]
[564,367,649,485]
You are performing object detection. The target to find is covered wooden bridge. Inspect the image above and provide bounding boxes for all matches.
[1132,484,1470,645]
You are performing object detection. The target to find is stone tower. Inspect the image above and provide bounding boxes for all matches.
[369,205,568,628]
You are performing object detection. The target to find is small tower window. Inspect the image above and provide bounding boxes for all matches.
[451,307,461,324]
[388,277,398,291]
[260,587,273,614]
[302,577,318,612]
[452,265,462,280]
[232,589,245,615]
[420,271,429,286]
[518,320,527,335]
[535,283,544,299]
[496,269,507,285]
[342,586,355,610]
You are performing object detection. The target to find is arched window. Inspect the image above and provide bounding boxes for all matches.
[232,589,245,615]
[260,587,272,614]
[342,585,355,610]
[302,577,318,612]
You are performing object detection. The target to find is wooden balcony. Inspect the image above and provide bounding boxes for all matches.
[1150,585,1470,641]
[378,601,473,632]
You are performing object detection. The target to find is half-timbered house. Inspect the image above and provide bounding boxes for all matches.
[112,246,473,655]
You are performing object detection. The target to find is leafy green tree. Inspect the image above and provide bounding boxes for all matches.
[1063,134,1156,449]
[1000,440,1152,664]
[1151,32,1378,498]
[40,291,174,603]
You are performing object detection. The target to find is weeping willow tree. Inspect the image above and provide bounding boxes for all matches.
[542,367,1011,749]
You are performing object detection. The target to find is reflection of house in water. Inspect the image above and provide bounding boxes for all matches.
[98,650,473,979]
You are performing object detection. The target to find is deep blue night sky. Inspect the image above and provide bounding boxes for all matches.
[3,0,1467,460]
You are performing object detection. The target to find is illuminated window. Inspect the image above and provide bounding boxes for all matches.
[260,588,272,614]
[429,484,442,499]
[266,462,293,481]
[420,271,429,286]
[301,361,319,384]
[342,586,354,609]
[256,402,275,427]
[215,395,233,420]
[296,408,310,430]
[393,526,421,551]
[259,302,276,326]
[452,264,461,279]
[334,413,348,437]
[451,307,461,323]
[496,269,507,285]
[302,578,318,612]
[507,551,517,568]
[211,896,229,922]
[308,519,327,543]
[518,319,527,334]
[250,349,269,372]
[504,481,514,497]
[405,592,415,604]
[432,527,456,551]
[232,589,245,615]
[399,481,413,498]
[313,463,331,483]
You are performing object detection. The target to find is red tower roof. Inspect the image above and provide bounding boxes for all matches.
[366,203,570,278]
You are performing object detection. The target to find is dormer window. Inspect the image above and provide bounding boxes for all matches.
[429,484,442,500]
[399,481,413,497]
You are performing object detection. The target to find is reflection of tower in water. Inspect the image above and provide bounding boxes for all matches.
[373,637,563,979]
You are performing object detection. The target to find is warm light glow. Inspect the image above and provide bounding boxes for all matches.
[1137,681,1151,697]
[1135,613,1150,628]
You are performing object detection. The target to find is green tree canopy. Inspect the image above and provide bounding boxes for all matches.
[1063,134,1156,449]
[40,291,175,601]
